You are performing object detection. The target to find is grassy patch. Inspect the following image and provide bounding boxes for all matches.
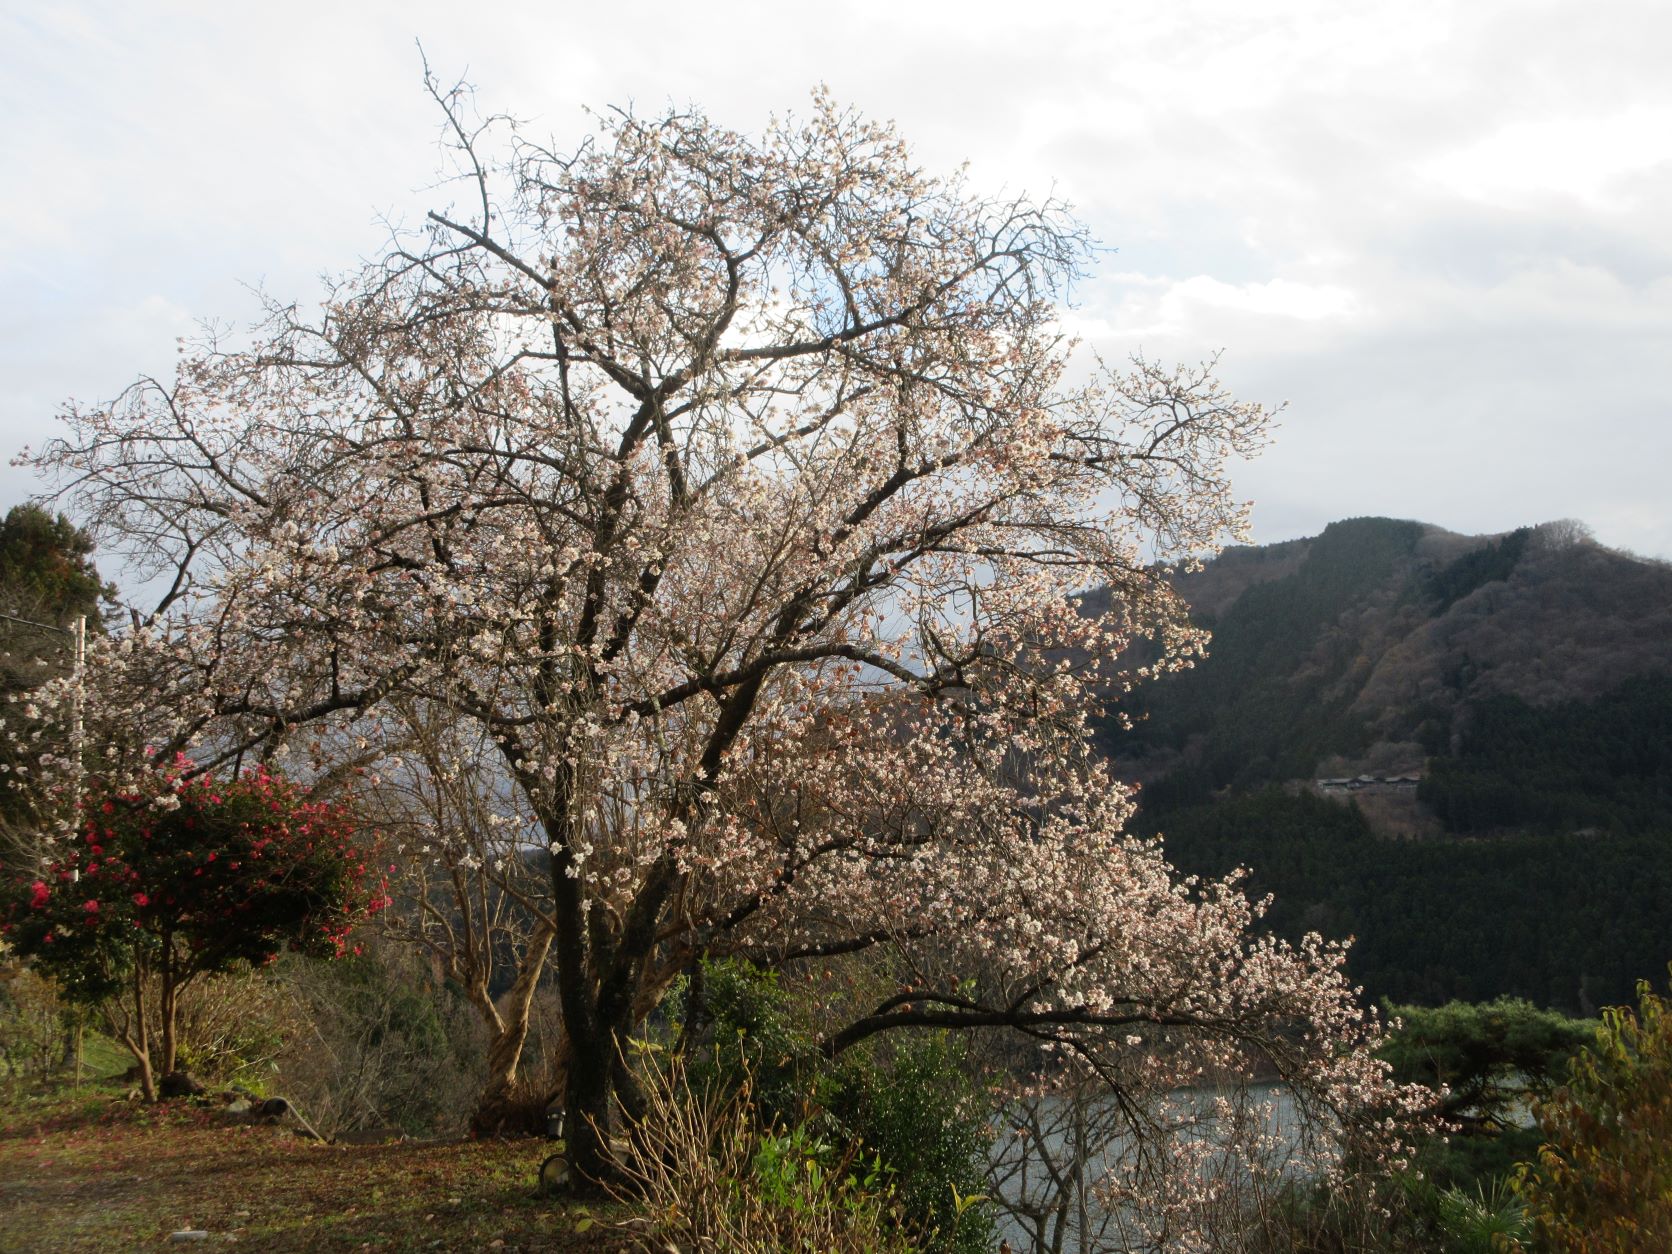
[0,1087,639,1251]
[77,1031,134,1080]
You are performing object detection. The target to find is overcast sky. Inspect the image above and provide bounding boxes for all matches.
[4,0,1669,558]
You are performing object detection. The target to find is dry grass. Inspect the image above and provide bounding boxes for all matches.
[607,1059,917,1254]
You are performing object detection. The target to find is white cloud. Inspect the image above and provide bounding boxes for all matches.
[1418,106,1672,209]
[1157,276,1358,331]
[1,0,1669,557]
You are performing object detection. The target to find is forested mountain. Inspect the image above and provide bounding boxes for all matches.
[1093,517,1672,1014]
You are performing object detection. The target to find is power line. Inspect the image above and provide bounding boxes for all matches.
[0,610,75,636]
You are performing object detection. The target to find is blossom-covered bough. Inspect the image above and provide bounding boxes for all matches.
[20,81,1426,1198]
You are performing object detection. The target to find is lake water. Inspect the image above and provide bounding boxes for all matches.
[988,1084,1308,1253]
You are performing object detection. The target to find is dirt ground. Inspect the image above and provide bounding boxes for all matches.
[0,1088,641,1252]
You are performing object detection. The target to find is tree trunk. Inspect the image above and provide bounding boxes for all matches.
[159,962,179,1077]
[470,1033,541,1138]
[467,918,557,1137]
[539,790,626,1189]
[1074,1097,1089,1254]
[111,962,157,1102]
[561,1025,619,1188]
[534,763,691,1187]
[128,1044,156,1103]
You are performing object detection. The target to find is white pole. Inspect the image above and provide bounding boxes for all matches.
[71,614,85,808]
[70,613,85,877]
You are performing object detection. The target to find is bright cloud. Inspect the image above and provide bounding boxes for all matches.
[2,0,1669,557]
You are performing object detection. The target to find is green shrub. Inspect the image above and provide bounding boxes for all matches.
[671,958,994,1252]
[273,942,484,1137]
[676,957,817,1130]
[1432,1177,1531,1252]
[821,1035,994,1254]
[0,966,69,1084]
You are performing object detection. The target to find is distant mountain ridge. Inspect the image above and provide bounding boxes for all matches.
[1089,517,1672,1012]
[1096,515,1672,805]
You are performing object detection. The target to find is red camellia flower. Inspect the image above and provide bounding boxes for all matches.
[132,892,150,907]
[83,899,100,914]
[29,881,49,910]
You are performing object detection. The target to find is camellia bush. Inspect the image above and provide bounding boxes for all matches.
[1,762,389,1100]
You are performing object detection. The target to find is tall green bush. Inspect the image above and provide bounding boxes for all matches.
[821,1034,994,1254]
[672,957,993,1252]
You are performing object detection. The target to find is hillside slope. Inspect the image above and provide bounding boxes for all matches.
[1095,518,1672,1013]
[1101,516,1672,804]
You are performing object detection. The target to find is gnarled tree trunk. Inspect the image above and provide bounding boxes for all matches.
[106,960,157,1102]
[468,918,558,1137]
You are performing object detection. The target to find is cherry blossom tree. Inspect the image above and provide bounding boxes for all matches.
[21,82,1423,1189]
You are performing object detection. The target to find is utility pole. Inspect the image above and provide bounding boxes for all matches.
[71,613,85,822]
